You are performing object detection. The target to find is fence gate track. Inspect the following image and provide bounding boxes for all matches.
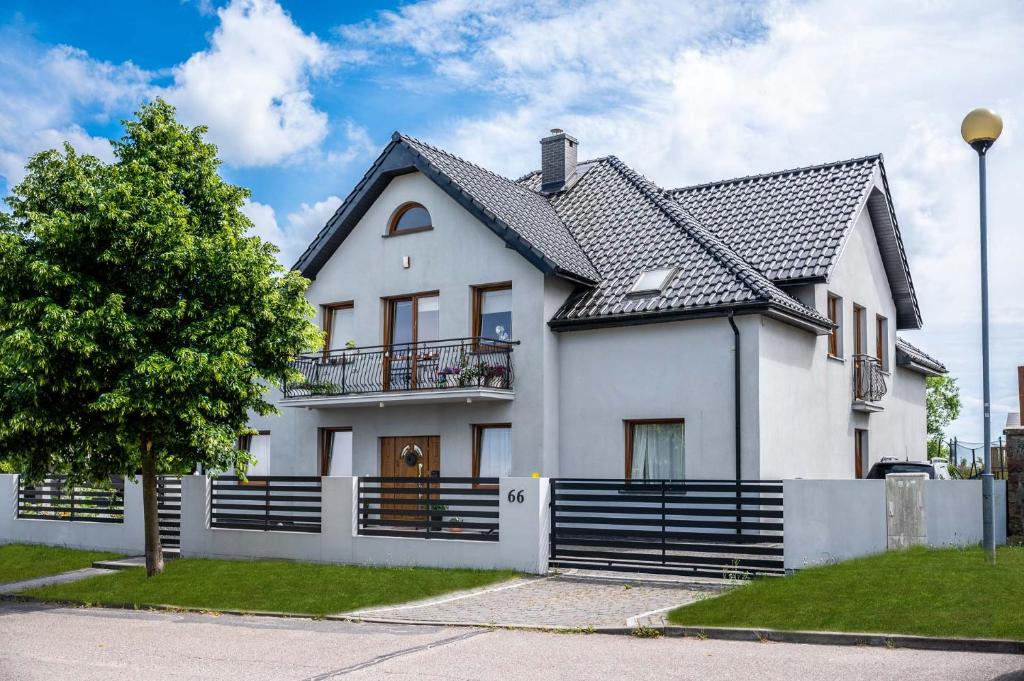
[548,479,784,579]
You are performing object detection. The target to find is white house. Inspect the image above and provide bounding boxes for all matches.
[245,129,945,483]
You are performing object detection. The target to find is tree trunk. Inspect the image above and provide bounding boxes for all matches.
[141,435,164,577]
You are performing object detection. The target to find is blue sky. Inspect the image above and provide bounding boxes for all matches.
[1,0,1022,444]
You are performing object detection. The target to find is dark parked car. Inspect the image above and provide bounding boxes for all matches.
[865,458,935,479]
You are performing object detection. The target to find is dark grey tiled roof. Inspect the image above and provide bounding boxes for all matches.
[399,135,600,283]
[669,157,879,282]
[896,337,947,374]
[520,158,831,328]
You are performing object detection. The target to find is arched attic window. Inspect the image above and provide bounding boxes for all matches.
[387,202,433,235]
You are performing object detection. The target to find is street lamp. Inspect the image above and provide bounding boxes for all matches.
[961,107,1003,564]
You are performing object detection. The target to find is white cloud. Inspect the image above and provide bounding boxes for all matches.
[166,0,335,166]
[348,0,1024,440]
[241,195,341,266]
[0,36,150,186]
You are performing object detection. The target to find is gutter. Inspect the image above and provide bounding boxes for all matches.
[549,301,831,335]
[728,312,742,534]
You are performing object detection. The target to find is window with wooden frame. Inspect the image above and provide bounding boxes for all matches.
[322,301,354,353]
[875,314,889,371]
[854,428,869,479]
[386,202,433,236]
[237,430,271,480]
[383,291,440,390]
[472,424,511,481]
[624,419,684,480]
[318,427,352,476]
[853,303,866,356]
[472,282,512,346]
[827,293,843,358]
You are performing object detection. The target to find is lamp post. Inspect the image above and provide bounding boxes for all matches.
[961,107,1003,564]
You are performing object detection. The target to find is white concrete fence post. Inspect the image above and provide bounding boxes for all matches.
[0,474,17,544]
[498,477,550,574]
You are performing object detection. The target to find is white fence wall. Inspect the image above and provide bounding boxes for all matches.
[179,475,550,574]
[0,474,145,554]
[784,479,1008,570]
[1,473,1007,576]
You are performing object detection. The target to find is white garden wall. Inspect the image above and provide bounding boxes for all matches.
[783,478,1008,570]
[179,475,550,574]
[0,474,145,554]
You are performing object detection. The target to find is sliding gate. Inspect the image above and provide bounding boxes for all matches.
[549,479,784,579]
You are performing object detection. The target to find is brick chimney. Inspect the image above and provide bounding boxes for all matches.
[540,128,578,193]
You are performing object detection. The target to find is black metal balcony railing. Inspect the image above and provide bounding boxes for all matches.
[283,337,516,399]
[853,354,887,402]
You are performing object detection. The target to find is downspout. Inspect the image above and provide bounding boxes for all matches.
[728,312,742,534]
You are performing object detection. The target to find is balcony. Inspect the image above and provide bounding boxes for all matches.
[852,354,887,412]
[281,337,516,407]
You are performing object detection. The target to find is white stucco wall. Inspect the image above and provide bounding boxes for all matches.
[759,204,929,479]
[246,170,561,477]
[556,315,761,479]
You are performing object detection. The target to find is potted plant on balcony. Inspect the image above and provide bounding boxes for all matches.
[437,366,460,388]
[457,363,482,387]
[482,364,509,388]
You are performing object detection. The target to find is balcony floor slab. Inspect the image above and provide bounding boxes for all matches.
[280,388,514,409]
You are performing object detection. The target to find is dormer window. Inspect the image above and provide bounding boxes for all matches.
[629,267,675,295]
[387,202,433,235]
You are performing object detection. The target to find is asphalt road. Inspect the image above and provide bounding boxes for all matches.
[0,602,1021,681]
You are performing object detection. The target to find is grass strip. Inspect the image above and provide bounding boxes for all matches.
[668,546,1024,640]
[23,557,517,616]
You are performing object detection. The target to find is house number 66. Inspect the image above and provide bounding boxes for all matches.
[507,489,525,503]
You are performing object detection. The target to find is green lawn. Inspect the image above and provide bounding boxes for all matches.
[669,546,1024,640]
[22,557,517,616]
[0,544,120,585]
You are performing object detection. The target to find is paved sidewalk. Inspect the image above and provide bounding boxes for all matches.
[343,574,713,629]
[0,567,116,595]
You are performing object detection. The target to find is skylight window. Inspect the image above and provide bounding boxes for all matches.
[629,267,675,295]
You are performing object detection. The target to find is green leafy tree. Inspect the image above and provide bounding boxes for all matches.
[0,100,322,575]
[926,375,962,458]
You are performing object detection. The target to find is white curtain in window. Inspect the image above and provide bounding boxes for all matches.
[246,434,271,476]
[630,423,683,480]
[325,430,353,476]
[478,427,512,477]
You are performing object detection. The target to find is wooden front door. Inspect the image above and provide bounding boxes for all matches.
[379,436,440,520]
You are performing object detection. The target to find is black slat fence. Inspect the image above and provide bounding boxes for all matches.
[156,476,182,548]
[210,475,321,533]
[549,479,784,579]
[17,476,125,523]
[357,477,499,541]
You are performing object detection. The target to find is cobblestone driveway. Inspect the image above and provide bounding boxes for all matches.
[342,574,718,629]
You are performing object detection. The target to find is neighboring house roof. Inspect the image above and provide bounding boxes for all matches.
[895,337,947,376]
[670,156,922,330]
[519,157,832,331]
[294,133,600,285]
